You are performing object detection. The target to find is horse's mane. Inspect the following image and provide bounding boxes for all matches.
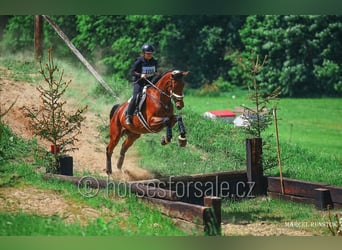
[151,69,174,84]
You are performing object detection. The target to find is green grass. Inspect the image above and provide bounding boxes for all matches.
[276,98,342,157]
[0,212,123,236]
[221,197,336,236]
[185,95,342,157]
[136,113,247,176]
[0,56,41,83]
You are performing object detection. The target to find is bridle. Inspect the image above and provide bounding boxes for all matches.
[169,70,185,101]
[145,70,184,105]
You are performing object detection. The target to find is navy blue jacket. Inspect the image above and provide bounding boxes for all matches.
[131,56,158,83]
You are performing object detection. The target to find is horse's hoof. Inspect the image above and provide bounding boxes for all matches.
[178,135,187,147]
[161,136,170,145]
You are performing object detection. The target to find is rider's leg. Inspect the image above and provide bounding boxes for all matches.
[125,82,141,125]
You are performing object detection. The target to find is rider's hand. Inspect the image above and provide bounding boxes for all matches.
[141,74,147,79]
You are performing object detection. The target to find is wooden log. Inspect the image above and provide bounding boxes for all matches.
[129,183,180,201]
[267,177,328,198]
[268,178,342,209]
[157,170,247,191]
[142,196,209,225]
[41,15,118,99]
[325,185,342,205]
[127,178,165,186]
[203,196,222,235]
[267,191,315,205]
[43,173,179,200]
[186,170,247,182]
[128,170,248,204]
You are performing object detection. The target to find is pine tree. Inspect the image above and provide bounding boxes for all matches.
[24,49,87,171]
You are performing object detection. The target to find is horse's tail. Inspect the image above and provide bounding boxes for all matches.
[109,104,120,121]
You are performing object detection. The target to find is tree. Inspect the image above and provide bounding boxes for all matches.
[237,15,342,97]
[238,54,280,138]
[23,49,87,171]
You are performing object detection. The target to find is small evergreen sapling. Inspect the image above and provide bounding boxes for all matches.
[238,54,281,138]
[24,49,87,172]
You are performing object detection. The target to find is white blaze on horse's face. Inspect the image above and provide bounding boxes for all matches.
[171,70,189,110]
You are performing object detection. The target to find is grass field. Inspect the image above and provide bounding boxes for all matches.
[185,95,342,157]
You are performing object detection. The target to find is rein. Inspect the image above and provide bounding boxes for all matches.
[144,78,171,98]
[145,76,184,101]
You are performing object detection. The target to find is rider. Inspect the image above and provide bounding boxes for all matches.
[125,43,158,125]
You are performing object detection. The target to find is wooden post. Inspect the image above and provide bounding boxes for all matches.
[314,188,333,210]
[246,138,265,196]
[58,155,73,176]
[34,15,43,61]
[41,15,118,99]
[203,196,221,235]
[273,107,284,194]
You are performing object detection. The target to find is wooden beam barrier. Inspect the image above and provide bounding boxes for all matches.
[157,170,247,187]
[129,183,180,201]
[142,196,222,235]
[267,176,327,198]
[43,174,222,233]
[143,196,208,224]
[267,191,315,205]
[129,170,249,205]
[267,176,342,209]
[43,174,179,201]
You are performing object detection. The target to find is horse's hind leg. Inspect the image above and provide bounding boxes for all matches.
[117,132,140,170]
[106,130,121,175]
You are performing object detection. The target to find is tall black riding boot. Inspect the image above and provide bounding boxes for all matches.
[125,100,135,125]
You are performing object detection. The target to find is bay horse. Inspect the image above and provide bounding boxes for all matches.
[106,70,189,174]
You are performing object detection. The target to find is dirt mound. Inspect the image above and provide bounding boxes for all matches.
[0,186,114,225]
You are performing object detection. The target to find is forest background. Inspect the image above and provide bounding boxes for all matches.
[0,15,341,98]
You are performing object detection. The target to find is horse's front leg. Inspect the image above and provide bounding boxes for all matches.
[176,115,187,147]
[161,117,172,145]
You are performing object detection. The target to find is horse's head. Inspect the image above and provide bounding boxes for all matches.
[170,70,189,110]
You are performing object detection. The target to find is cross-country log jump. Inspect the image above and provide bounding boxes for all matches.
[106,70,189,174]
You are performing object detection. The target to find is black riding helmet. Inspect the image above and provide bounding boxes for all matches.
[141,44,155,53]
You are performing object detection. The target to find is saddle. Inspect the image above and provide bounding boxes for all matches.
[127,85,148,114]
[125,85,156,132]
